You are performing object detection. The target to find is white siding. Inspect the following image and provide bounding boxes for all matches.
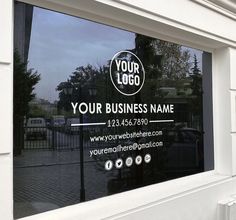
[1,0,236,219]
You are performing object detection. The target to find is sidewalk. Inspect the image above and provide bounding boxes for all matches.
[14,149,113,219]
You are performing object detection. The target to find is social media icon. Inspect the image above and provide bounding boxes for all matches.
[144,154,151,163]
[115,158,123,169]
[135,155,142,165]
[125,157,133,167]
[105,160,113,171]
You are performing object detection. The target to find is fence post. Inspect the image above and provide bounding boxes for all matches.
[52,127,55,150]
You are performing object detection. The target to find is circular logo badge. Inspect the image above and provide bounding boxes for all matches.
[115,158,123,169]
[135,155,142,165]
[144,154,151,163]
[110,51,145,96]
[125,157,133,167]
[105,160,113,171]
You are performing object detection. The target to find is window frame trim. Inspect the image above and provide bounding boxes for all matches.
[9,0,236,219]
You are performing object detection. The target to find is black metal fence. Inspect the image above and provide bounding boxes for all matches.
[23,126,85,150]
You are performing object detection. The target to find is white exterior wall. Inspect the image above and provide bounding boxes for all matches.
[0,0,236,219]
[0,0,13,220]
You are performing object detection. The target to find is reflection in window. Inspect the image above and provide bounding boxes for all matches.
[13,2,214,218]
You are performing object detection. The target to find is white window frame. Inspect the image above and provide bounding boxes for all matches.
[0,0,236,219]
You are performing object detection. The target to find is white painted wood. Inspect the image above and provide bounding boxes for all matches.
[229,48,236,90]
[231,91,236,133]
[0,1,14,220]
[213,47,233,176]
[192,0,236,20]
[18,172,230,220]
[232,133,236,176]
[218,197,236,220]
[18,0,234,51]
[0,154,13,220]
[0,64,13,154]
[110,178,236,220]
[0,0,13,64]
[0,0,234,220]
[110,0,236,46]
[206,0,236,14]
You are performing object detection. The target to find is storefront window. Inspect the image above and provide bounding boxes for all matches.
[13,2,214,218]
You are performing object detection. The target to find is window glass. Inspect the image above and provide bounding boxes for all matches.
[14,2,214,218]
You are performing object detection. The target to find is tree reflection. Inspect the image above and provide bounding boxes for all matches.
[56,34,202,130]
[13,50,40,155]
[55,33,204,193]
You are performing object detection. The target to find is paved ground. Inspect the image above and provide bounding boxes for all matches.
[14,129,202,218]
[14,149,116,219]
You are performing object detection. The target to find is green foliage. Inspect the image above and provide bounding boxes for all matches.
[189,54,203,129]
[154,40,191,79]
[191,54,201,75]
[190,54,202,96]
[56,64,109,114]
[14,50,41,118]
[134,34,162,79]
[57,34,193,113]
[13,50,40,155]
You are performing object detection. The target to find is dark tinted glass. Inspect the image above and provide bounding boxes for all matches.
[13,2,214,218]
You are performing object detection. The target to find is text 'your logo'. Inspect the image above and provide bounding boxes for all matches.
[110,51,145,96]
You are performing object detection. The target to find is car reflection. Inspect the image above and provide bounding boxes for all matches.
[25,117,47,140]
